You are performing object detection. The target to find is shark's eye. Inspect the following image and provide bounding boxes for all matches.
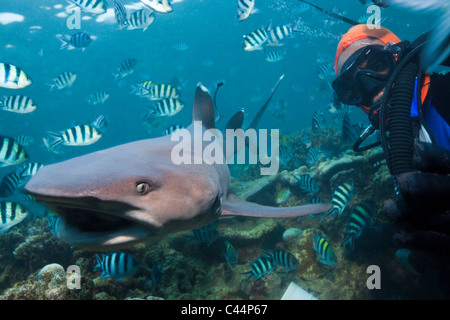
[136,182,151,195]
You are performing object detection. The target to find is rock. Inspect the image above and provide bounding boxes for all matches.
[231,174,280,201]
[219,218,280,246]
[38,263,66,288]
[282,228,303,247]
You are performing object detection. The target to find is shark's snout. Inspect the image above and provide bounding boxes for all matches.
[24,155,164,250]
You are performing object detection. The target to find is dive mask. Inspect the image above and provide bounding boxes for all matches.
[332,44,396,106]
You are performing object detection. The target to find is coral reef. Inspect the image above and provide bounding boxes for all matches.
[1,263,69,300]
[282,228,303,247]
[38,263,66,288]
[0,126,447,300]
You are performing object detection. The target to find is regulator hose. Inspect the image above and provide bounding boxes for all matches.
[353,124,380,152]
[379,43,426,176]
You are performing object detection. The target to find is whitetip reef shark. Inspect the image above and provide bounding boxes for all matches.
[25,83,331,251]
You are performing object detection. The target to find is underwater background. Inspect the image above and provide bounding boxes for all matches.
[0,0,448,300]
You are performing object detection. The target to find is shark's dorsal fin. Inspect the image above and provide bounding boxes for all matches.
[193,83,215,130]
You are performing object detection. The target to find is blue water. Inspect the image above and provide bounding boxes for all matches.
[0,0,434,166]
[0,0,443,300]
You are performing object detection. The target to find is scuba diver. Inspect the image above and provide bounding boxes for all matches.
[331,24,450,270]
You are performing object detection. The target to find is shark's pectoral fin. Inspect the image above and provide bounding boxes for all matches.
[221,194,331,218]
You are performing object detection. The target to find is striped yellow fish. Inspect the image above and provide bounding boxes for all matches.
[313,232,338,266]
[275,188,291,204]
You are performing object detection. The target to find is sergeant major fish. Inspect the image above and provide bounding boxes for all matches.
[242,255,274,284]
[237,0,257,22]
[0,95,37,114]
[144,83,180,101]
[265,49,286,63]
[114,0,128,29]
[312,110,326,132]
[242,26,269,51]
[342,112,361,143]
[44,115,107,148]
[267,24,296,46]
[144,98,184,119]
[262,249,299,271]
[87,90,109,105]
[140,0,173,13]
[94,252,141,281]
[173,42,189,51]
[0,162,44,197]
[162,124,184,136]
[0,62,32,89]
[58,32,92,51]
[341,199,375,250]
[126,9,155,32]
[187,221,219,247]
[114,58,137,79]
[317,63,334,81]
[20,162,44,178]
[15,135,34,146]
[0,171,22,198]
[0,136,29,167]
[278,144,292,166]
[320,181,354,223]
[306,146,328,166]
[150,260,165,286]
[0,201,29,233]
[294,174,320,195]
[69,0,108,14]
[48,71,76,91]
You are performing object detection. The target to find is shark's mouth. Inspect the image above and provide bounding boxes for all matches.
[42,200,153,250]
[55,206,135,233]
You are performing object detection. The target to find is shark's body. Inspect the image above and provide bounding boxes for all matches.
[25,84,330,250]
